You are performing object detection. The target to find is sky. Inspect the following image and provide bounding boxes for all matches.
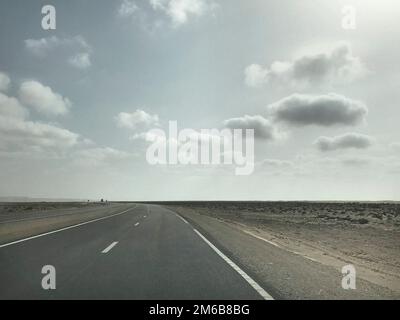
[0,0,399,201]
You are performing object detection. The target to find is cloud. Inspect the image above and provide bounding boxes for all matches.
[24,35,92,69]
[223,115,279,140]
[117,0,139,18]
[244,64,269,88]
[68,53,92,69]
[24,36,62,57]
[0,92,29,119]
[130,130,163,142]
[0,77,78,153]
[314,133,374,152]
[0,74,133,170]
[267,93,368,127]
[341,157,371,166]
[245,43,367,88]
[0,115,79,153]
[116,0,216,29]
[0,72,10,92]
[150,0,214,26]
[115,109,160,130]
[0,110,129,164]
[25,35,90,57]
[19,81,71,117]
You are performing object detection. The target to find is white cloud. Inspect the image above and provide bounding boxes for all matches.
[245,43,367,88]
[68,53,92,69]
[130,130,163,142]
[116,0,216,29]
[0,115,79,153]
[149,0,213,26]
[24,35,92,69]
[0,72,11,92]
[24,36,62,57]
[19,81,71,117]
[0,77,77,153]
[267,93,368,127]
[314,133,374,152]
[223,115,280,140]
[115,109,160,130]
[0,92,29,120]
[25,35,90,57]
[167,0,206,25]
[0,110,131,163]
[118,0,138,18]
[244,64,269,88]
[0,73,134,173]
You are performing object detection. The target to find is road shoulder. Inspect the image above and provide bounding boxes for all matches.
[166,205,399,299]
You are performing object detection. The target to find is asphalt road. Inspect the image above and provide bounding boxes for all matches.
[0,204,271,300]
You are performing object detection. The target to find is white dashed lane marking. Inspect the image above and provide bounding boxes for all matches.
[102,241,118,254]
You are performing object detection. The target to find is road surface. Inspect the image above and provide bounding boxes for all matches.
[0,204,272,300]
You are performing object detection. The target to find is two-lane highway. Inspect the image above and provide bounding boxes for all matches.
[0,204,272,300]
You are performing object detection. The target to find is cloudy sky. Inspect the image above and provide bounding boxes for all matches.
[0,0,399,201]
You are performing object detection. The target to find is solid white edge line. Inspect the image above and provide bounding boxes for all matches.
[102,241,118,253]
[176,214,189,224]
[192,228,274,300]
[0,206,137,249]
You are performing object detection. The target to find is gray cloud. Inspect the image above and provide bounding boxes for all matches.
[245,43,367,88]
[341,157,371,166]
[267,93,368,127]
[314,133,374,152]
[223,115,279,140]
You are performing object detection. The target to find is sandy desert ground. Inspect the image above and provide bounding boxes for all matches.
[0,202,98,221]
[165,201,400,295]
